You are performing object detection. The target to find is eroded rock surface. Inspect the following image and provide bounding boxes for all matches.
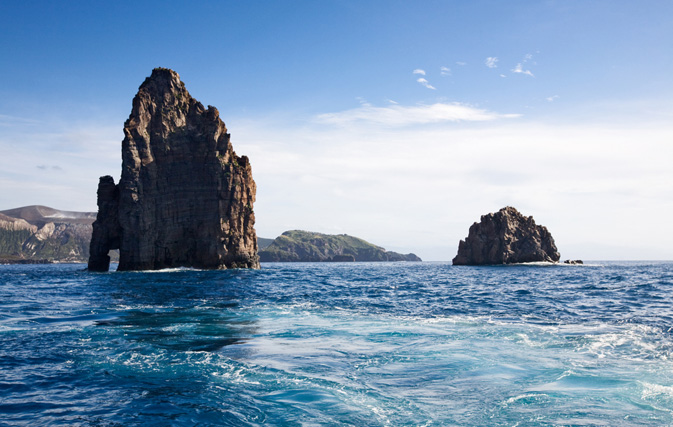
[88,68,258,271]
[452,207,560,265]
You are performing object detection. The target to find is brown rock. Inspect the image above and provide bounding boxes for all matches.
[88,68,259,271]
[452,207,560,265]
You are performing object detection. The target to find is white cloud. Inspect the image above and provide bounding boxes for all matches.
[456,61,467,66]
[416,77,436,90]
[234,114,673,261]
[0,118,121,211]
[355,96,372,107]
[485,57,498,68]
[36,164,64,171]
[412,69,426,75]
[3,101,673,261]
[546,95,559,102]
[314,102,520,126]
[512,63,534,77]
[440,66,451,76]
[512,54,535,77]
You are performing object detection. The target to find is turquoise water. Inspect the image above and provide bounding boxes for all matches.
[1,262,673,425]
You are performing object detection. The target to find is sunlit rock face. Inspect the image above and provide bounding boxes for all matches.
[88,68,259,271]
[452,206,560,265]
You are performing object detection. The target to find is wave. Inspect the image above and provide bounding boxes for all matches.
[126,267,206,273]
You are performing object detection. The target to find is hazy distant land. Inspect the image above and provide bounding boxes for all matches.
[0,206,419,265]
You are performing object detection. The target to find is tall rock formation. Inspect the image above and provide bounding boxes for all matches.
[88,68,259,271]
[452,207,560,265]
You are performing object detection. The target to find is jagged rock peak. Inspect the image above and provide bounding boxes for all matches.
[452,206,560,265]
[88,68,259,272]
[134,68,186,111]
[141,67,183,89]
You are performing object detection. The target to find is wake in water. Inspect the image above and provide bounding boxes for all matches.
[1,261,672,425]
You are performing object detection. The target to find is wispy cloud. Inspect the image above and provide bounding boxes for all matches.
[416,78,436,90]
[485,57,498,68]
[315,102,520,126]
[0,114,40,127]
[456,61,467,66]
[355,96,371,107]
[0,119,121,211]
[512,53,535,77]
[440,66,451,76]
[412,69,426,75]
[36,165,64,171]
[546,95,559,102]
[512,63,534,77]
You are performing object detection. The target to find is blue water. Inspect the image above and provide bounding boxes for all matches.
[1,262,673,426]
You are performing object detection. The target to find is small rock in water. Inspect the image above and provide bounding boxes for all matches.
[453,206,560,265]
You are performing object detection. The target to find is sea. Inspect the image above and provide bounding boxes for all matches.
[1,261,673,426]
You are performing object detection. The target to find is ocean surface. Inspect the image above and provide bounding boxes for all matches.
[1,261,673,426]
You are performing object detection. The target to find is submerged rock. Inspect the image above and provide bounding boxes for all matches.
[452,207,560,265]
[88,68,258,271]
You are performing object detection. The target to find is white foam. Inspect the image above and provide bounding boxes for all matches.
[641,382,673,410]
[132,267,205,273]
[504,392,548,405]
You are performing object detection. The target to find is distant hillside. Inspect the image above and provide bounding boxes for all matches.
[1,205,96,226]
[0,206,96,263]
[257,237,274,250]
[259,230,421,262]
[1,208,419,264]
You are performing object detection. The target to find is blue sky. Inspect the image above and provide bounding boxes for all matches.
[1,1,672,260]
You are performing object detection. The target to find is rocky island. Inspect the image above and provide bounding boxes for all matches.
[259,230,421,262]
[88,68,259,271]
[452,207,560,265]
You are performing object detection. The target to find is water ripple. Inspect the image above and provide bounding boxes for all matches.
[1,261,673,425]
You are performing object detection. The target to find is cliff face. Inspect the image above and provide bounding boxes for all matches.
[258,230,422,262]
[452,207,560,265]
[88,68,258,271]
[0,206,95,263]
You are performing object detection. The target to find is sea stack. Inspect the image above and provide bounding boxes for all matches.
[88,68,259,271]
[452,207,560,265]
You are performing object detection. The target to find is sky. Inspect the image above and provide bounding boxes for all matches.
[1,0,672,261]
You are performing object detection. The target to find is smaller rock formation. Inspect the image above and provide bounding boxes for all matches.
[564,259,583,265]
[452,207,560,265]
[87,176,121,271]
